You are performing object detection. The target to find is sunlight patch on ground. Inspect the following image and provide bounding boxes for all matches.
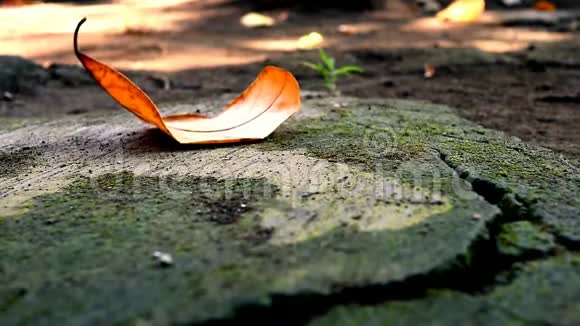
[238,36,334,52]
[123,50,263,72]
[120,48,267,72]
[0,1,199,36]
[0,0,267,71]
[2,2,578,72]
[337,22,383,35]
[401,16,571,53]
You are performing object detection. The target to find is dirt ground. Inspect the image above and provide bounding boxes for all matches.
[1,0,579,156]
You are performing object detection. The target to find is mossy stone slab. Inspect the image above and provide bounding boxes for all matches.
[0,96,577,324]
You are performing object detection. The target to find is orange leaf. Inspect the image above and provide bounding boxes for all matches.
[534,1,556,11]
[436,0,485,23]
[74,18,301,145]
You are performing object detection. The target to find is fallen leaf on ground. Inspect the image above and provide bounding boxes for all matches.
[74,18,301,145]
[297,32,324,50]
[436,0,485,23]
[337,24,360,35]
[424,63,436,78]
[534,1,556,11]
[240,12,275,28]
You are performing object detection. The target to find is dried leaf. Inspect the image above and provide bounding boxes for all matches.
[534,1,556,11]
[424,63,436,79]
[74,18,301,145]
[240,12,275,28]
[436,0,485,23]
[297,32,324,50]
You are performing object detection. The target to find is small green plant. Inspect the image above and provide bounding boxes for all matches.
[303,49,364,93]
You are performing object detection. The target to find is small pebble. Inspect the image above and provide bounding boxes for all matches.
[2,91,14,102]
[152,251,173,267]
[472,213,482,220]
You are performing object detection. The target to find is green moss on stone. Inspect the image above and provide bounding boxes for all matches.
[0,172,279,324]
[491,254,580,325]
[312,254,580,326]
[497,221,555,258]
[0,168,497,325]
[438,134,580,245]
[261,100,465,186]
[261,98,580,246]
[0,146,41,177]
[310,291,522,326]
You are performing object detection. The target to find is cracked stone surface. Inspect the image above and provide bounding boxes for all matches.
[311,254,580,326]
[0,96,578,325]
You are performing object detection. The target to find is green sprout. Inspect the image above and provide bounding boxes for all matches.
[303,49,364,93]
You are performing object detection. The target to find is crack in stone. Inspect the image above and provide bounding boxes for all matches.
[435,149,530,217]
[435,149,577,251]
